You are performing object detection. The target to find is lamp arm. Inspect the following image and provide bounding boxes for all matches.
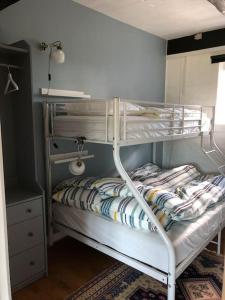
[40,41,63,51]
[50,41,63,49]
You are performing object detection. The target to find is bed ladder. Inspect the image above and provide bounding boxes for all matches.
[201,132,225,176]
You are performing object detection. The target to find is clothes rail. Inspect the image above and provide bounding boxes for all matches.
[0,63,22,69]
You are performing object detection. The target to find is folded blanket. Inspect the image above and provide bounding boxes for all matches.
[91,164,201,198]
[97,195,173,231]
[142,182,225,223]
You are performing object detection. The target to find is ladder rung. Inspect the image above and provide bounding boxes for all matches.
[205,149,216,154]
[210,241,218,245]
[218,164,225,170]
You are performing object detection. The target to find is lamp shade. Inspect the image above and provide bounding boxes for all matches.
[51,48,65,64]
[208,0,225,14]
[69,159,86,176]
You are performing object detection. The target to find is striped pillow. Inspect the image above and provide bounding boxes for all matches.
[91,178,144,199]
[53,176,99,193]
[129,163,161,181]
[53,186,102,211]
[142,164,200,191]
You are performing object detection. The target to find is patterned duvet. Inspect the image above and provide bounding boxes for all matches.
[53,164,225,232]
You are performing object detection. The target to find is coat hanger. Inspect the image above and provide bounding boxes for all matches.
[4,66,19,95]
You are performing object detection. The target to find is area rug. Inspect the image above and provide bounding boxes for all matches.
[66,251,223,300]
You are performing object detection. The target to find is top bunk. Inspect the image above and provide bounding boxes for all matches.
[43,95,215,147]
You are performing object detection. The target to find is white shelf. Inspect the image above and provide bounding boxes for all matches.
[40,88,91,99]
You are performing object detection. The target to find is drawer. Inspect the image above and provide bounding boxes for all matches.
[8,217,44,257]
[9,245,45,288]
[7,198,42,226]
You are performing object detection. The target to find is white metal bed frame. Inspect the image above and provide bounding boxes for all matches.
[43,95,225,300]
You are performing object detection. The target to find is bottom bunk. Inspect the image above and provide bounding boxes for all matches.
[53,200,225,273]
[52,163,225,277]
[49,160,225,300]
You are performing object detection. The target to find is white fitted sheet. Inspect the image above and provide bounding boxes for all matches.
[63,102,206,119]
[53,115,210,141]
[53,200,225,273]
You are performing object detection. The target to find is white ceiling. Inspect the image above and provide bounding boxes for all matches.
[73,0,225,39]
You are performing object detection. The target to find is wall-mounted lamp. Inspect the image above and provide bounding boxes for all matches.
[194,33,203,40]
[40,41,65,64]
[40,40,65,94]
[207,0,225,15]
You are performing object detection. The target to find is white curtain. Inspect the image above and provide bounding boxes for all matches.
[166,53,219,106]
[164,50,225,170]
[216,62,225,125]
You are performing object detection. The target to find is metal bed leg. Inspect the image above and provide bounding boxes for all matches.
[167,264,176,300]
[217,230,221,256]
[168,280,176,299]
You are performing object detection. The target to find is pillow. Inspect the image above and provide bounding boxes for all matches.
[91,178,144,199]
[53,163,161,195]
[53,186,102,211]
[142,164,200,192]
[129,163,161,182]
[209,175,225,189]
[53,176,98,193]
[90,163,161,198]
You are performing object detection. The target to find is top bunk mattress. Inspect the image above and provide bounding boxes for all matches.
[62,101,208,119]
[53,115,210,142]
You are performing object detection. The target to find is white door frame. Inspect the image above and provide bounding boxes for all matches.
[0,127,11,300]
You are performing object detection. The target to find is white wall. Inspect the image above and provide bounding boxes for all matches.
[164,47,225,172]
[0,128,11,300]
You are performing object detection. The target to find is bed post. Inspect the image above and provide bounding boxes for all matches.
[152,143,157,164]
[112,97,176,300]
[217,230,221,256]
[43,101,54,246]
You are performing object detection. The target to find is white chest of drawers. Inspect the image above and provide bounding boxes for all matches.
[6,194,47,291]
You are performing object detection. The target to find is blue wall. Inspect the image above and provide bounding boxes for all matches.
[0,0,166,186]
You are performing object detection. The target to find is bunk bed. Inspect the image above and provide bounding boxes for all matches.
[43,94,225,300]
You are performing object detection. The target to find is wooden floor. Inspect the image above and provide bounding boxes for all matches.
[13,237,115,300]
[12,233,225,300]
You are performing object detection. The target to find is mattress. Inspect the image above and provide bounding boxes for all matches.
[53,200,225,273]
[63,101,206,119]
[53,115,210,141]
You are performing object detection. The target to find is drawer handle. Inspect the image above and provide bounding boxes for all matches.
[26,208,32,214]
[29,261,35,266]
[28,232,34,237]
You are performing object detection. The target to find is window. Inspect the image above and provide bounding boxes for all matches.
[216,62,225,125]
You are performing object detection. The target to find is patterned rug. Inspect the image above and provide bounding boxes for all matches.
[66,251,223,300]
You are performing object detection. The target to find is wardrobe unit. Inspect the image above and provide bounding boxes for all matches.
[0,41,47,291]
